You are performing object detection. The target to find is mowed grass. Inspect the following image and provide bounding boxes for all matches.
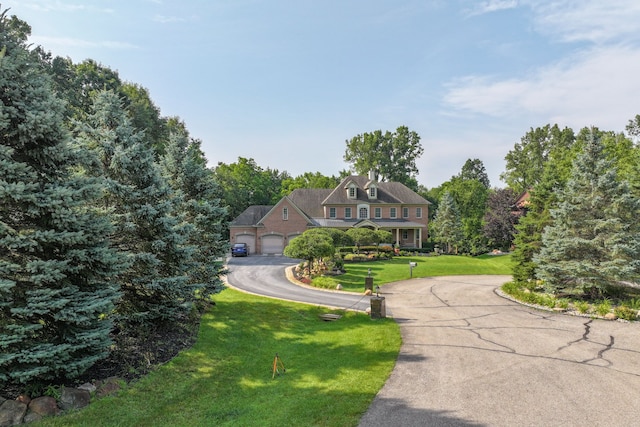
[37,289,400,427]
[326,254,513,292]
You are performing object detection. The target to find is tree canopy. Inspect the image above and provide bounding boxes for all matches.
[344,125,423,190]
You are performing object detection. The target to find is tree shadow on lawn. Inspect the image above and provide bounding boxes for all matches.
[131,296,419,426]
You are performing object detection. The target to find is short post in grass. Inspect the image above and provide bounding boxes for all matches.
[272,353,286,379]
[409,261,417,278]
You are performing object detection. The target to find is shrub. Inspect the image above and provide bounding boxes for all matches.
[596,299,612,316]
[312,276,340,290]
[614,306,638,321]
[556,299,570,310]
[626,297,640,310]
[574,301,590,314]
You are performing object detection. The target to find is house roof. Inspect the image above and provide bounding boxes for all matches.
[323,175,430,205]
[288,188,332,217]
[229,175,430,227]
[229,205,273,227]
[257,196,315,226]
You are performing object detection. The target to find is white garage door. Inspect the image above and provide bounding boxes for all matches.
[235,235,254,255]
[261,235,284,254]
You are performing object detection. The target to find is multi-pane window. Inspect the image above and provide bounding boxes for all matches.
[369,187,376,198]
[329,207,336,218]
[283,207,288,220]
[359,207,368,219]
[374,207,382,218]
[390,207,397,218]
[345,207,352,218]
[348,187,356,198]
[416,207,422,218]
[403,207,409,218]
[402,230,408,240]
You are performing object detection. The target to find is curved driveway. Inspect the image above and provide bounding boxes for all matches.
[225,255,371,312]
[225,257,640,426]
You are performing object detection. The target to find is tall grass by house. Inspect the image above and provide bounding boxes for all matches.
[36,289,400,427]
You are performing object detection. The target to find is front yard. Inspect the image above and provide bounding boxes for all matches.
[302,254,513,292]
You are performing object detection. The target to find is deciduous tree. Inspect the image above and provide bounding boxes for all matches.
[501,124,575,194]
[483,188,517,251]
[283,229,334,275]
[344,126,423,190]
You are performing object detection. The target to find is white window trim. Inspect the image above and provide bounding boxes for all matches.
[374,207,382,219]
[329,207,336,218]
[348,186,356,199]
[345,207,352,219]
[403,207,409,218]
[283,207,288,220]
[416,207,422,218]
[390,207,397,219]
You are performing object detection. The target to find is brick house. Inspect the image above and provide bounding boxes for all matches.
[230,173,430,255]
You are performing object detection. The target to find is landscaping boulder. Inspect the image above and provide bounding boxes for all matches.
[0,399,27,426]
[28,396,58,417]
[59,388,90,411]
[95,378,122,398]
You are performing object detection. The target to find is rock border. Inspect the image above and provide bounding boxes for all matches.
[0,378,122,425]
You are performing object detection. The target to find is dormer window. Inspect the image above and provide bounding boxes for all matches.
[369,187,376,198]
[347,185,357,199]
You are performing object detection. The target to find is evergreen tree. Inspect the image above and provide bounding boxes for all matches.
[0,11,123,384]
[534,130,640,296]
[160,130,228,304]
[75,90,194,325]
[511,127,578,283]
[430,192,464,254]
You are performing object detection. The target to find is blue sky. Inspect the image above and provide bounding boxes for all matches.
[6,0,640,188]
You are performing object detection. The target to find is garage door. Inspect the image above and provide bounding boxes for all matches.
[261,235,284,254]
[235,234,254,255]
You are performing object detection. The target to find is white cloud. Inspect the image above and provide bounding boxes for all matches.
[19,1,113,14]
[153,15,186,24]
[465,0,518,17]
[528,0,640,44]
[444,45,640,132]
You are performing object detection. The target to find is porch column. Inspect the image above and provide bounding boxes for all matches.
[416,228,421,248]
[395,228,400,246]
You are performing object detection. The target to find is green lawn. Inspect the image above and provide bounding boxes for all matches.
[37,289,400,427]
[315,254,513,292]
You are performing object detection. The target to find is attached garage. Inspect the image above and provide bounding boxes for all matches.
[235,234,255,255]
[261,234,284,254]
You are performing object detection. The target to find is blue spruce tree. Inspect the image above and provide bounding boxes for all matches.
[0,11,124,384]
[75,91,194,325]
[535,129,640,297]
[160,129,228,306]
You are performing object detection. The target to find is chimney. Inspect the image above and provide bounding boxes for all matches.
[368,170,376,181]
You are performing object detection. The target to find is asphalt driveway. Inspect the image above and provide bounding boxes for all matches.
[224,255,371,311]
[358,275,640,427]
